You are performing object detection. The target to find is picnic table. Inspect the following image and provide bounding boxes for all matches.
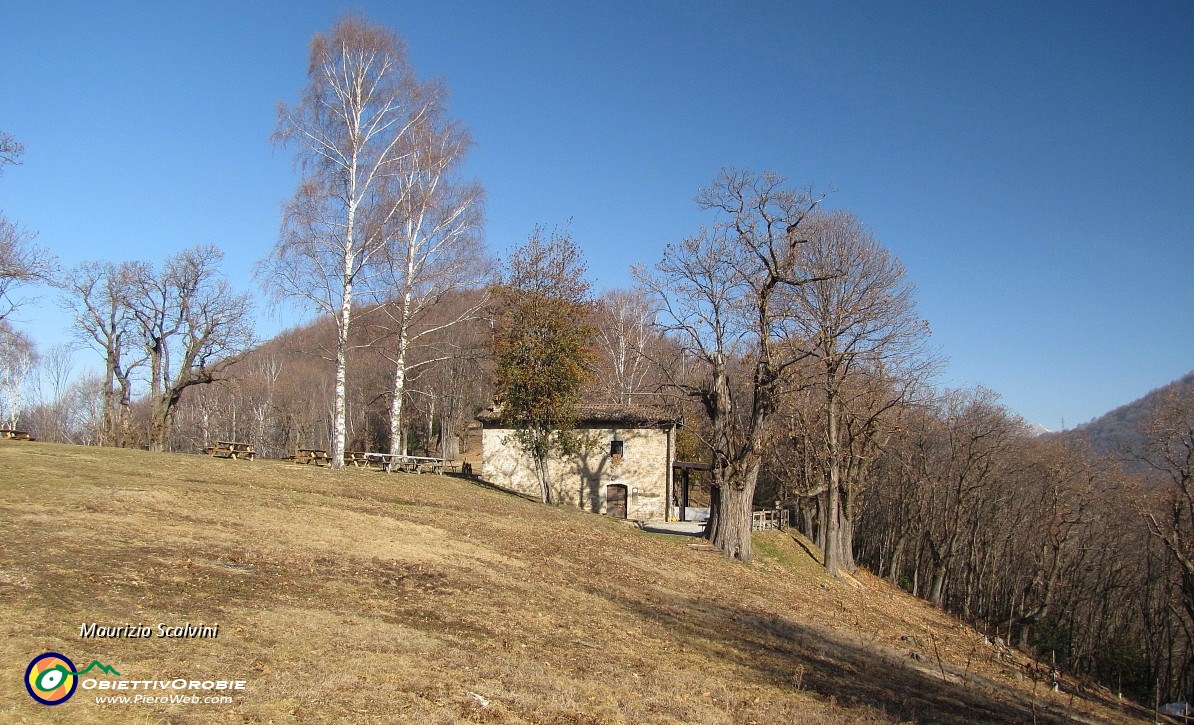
[343,451,371,467]
[0,429,33,440]
[364,453,458,474]
[207,440,256,460]
[291,448,331,466]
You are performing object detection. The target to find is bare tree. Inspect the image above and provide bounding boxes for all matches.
[40,343,75,404]
[784,210,934,576]
[854,406,1152,677]
[1139,384,1194,662]
[999,437,1102,647]
[129,245,254,451]
[914,388,1023,608]
[262,16,441,468]
[0,133,22,169]
[432,320,491,459]
[0,219,53,322]
[635,169,828,562]
[26,343,76,442]
[249,354,284,455]
[0,131,53,321]
[58,261,144,446]
[65,373,106,445]
[0,322,37,429]
[592,289,657,406]
[371,109,488,456]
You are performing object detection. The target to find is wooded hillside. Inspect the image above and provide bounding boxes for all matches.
[1066,371,1194,458]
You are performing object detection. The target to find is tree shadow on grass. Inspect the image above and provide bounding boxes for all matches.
[582,582,1118,725]
[459,474,539,501]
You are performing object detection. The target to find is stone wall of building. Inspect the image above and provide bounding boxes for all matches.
[480,424,672,521]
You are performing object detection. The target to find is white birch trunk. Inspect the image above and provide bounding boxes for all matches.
[388,327,409,456]
[386,233,417,454]
[332,227,356,470]
[333,292,351,469]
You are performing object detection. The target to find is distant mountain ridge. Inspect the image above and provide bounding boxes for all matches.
[1025,422,1053,437]
[1062,371,1194,456]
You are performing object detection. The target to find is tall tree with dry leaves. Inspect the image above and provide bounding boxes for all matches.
[493,228,595,503]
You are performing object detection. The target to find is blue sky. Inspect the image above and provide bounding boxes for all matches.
[1,1,1191,429]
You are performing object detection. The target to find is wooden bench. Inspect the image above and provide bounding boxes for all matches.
[402,459,426,474]
[0,429,33,441]
[291,448,331,466]
[207,440,256,460]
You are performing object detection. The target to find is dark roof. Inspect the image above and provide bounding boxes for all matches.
[477,403,679,427]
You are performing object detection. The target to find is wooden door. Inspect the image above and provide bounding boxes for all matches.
[606,484,628,519]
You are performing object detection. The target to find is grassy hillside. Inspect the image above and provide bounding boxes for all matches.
[0,442,1149,724]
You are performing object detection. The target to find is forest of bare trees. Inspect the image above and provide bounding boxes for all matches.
[4,14,1194,708]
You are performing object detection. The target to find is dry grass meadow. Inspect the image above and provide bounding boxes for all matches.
[0,441,1154,723]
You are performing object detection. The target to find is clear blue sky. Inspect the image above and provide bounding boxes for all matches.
[2,0,1191,429]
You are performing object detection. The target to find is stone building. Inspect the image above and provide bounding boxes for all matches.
[476,404,678,521]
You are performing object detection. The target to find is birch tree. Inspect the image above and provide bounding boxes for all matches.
[372,110,488,457]
[0,322,37,429]
[262,16,436,468]
[592,289,657,406]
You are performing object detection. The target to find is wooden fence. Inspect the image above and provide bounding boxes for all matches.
[751,508,790,531]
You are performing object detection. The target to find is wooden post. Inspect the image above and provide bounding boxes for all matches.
[681,469,690,521]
